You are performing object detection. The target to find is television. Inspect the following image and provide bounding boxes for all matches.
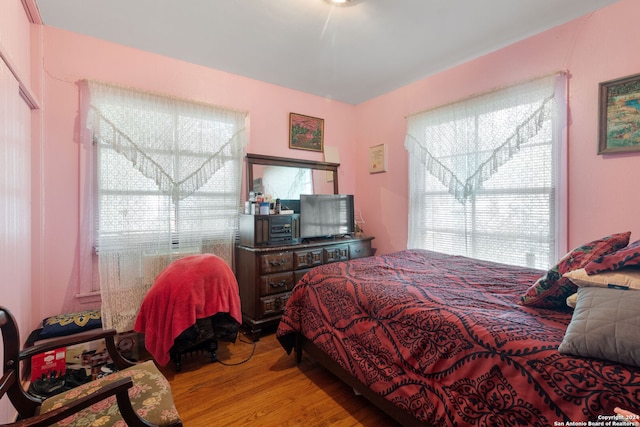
[300,194,355,239]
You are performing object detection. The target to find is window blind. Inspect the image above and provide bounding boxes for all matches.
[405,74,566,269]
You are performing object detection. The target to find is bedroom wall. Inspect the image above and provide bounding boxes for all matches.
[36,27,358,316]
[356,0,640,257]
[0,0,40,422]
[27,0,640,322]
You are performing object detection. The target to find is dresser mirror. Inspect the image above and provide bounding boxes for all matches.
[246,153,339,200]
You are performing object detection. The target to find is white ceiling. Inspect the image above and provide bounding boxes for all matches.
[35,0,620,105]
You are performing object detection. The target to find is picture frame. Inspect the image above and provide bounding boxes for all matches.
[369,144,387,173]
[598,72,640,154]
[289,113,324,152]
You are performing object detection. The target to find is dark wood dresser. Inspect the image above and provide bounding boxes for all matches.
[235,235,375,339]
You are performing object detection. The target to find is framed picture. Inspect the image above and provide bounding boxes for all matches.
[369,144,387,173]
[598,73,640,154]
[289,113,324,152]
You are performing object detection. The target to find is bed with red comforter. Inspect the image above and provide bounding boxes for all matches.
[276,249,640,426]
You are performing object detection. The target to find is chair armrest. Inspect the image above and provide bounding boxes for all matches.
[20,329,136,370]
[1,378,157,427]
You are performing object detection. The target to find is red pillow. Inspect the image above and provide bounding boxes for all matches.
[584,239,640,275]
[519,231,631,308]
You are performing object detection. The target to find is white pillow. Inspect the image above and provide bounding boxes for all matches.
[566,292,577,308]
[563,268,640,290]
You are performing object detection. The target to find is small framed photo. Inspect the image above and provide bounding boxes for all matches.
[289,113,324,152]
[598,73,640,154]
[369,144,387,173]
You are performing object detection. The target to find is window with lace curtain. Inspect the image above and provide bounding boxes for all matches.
[404,74,567,269]
[82,81,248,331]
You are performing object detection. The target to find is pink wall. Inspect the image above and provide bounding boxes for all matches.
[356,0,640,256]
[38,27,357,315]
[32,0,640,318]
[0,0,39,422]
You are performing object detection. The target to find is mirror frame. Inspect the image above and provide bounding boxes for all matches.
[246,153,339,198]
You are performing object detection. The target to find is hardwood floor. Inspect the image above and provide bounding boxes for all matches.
[158,330,401,427]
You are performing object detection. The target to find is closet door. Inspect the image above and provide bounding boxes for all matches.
[0,59,31,315]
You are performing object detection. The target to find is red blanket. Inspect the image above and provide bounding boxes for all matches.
[134,254,242,366]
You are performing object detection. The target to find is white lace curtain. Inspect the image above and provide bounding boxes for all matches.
[405,74,567,268]
[84,81,248,331]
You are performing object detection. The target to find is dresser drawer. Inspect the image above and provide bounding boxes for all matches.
[259,252,294,274]
[259,272,295,296]
[294,269,311,284]
[349,240,373,259]
[258,292,292,318]
[324,244,348,264]
[293,248,324,270]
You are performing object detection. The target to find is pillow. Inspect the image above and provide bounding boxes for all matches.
[40,309,103,339]
[558,287,640,368]
[566,292,577,308]
[519,231,631,308]
[564,268,640,290]
[584,240,640,275]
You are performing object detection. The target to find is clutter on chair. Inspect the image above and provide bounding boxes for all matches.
[0,306,182,427]
[134,253,242,371]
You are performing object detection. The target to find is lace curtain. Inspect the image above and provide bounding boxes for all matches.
[84,81,248,331]
[405,74,567,268]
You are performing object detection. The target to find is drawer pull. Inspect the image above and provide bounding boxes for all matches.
[271,280,287,289]
[269,259,286,267]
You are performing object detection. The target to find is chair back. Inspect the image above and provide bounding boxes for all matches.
[0,306,42,419]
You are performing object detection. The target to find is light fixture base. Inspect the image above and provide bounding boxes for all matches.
[323,0,361,7]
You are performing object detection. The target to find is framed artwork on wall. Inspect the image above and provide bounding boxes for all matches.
[289,113,324,152]
[369,144,387,173]
[598,72,640,154]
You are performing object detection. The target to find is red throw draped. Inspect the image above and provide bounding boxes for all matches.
[135,254,242,366]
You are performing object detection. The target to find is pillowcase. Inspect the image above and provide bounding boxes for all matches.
[519,231,631,308]
[40,309,103,339]
[558,287,640,368]
[584,240,640,275]
[564,268,640,290]
[566,292,577,308]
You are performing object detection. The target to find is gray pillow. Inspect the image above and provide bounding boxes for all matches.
[558,286,640,368]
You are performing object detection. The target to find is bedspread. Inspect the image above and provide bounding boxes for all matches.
[276,249,640,426]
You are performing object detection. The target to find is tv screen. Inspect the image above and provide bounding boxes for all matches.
[300,194,355,239]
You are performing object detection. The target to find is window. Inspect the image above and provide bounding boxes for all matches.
[405,74,566,269]
[83,81,247,331]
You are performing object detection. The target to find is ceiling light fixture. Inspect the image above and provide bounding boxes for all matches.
[324,0,360,7]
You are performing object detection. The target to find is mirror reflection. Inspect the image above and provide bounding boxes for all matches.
[246,154,339,200]
[252,165,337,198]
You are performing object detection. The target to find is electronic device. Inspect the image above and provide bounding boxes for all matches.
[239,214,300,247]
[300,194,355,240]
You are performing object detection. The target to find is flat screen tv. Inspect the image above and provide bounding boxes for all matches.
[300,194,355,239]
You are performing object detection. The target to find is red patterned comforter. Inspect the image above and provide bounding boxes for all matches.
[276,249,640,426]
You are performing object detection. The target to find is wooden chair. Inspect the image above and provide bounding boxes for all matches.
[0,306,183,426]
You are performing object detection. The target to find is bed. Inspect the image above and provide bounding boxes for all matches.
[276,247,640,426]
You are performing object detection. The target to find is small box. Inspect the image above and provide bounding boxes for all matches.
[65,340,109,378]
[259,202,270,215]
[32,348,66,382]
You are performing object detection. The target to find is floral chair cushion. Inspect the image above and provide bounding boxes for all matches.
[519,231,631,309]
[39,360,181,427]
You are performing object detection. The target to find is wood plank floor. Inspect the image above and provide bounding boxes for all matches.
[157,330,401,427]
